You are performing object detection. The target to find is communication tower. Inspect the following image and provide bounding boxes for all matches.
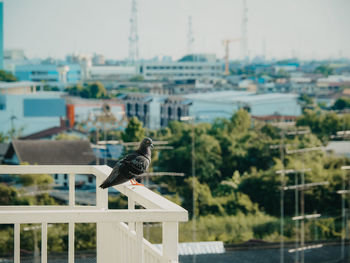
[129,0,139,64]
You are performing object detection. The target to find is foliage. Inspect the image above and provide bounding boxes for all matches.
[16,162,54,187]
[314,65,334,77]
[122,116,145,142]
[129,75,144,82]
[0,131,9,142]
[0,70,17,82]
[296,109,350,142]
[332,97,350,110]
[65,82,108,99]
[298,94,315,110]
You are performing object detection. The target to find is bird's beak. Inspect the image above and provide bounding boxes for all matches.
[150,143,154,149]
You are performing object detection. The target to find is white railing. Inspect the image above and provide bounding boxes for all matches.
[0,165,188,263]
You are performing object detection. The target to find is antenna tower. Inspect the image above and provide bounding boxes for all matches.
[129,0,139,64]
[187,16,194,55]
[241,0,248,61]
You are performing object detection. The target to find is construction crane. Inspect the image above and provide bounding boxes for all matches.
[222,38,240,75]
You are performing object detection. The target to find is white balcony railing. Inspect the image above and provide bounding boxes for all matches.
[0,165,188,263]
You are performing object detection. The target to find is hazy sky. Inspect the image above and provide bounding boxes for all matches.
[4,0,350,60]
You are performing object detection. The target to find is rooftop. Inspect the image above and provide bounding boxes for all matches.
[4,140,96,165]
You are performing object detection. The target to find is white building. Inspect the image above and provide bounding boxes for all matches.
[0,81,66,136]
[137,54,222,80]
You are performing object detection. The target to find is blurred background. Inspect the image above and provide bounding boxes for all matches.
[1,0,350,262]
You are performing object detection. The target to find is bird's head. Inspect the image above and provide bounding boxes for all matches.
[141,137,154,149]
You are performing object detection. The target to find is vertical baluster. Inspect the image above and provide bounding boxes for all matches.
[136,222,144,263]
[69,174,75,207]
[41,222,47,263]
[68,222,74,263]
[14,223,20,263]
[95,172,110,263]
[128,198,135,232]
[162,222,178,262]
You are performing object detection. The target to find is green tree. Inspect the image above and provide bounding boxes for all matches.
[122,117,145,142]
[315,65,334,77]
[332,97,350,110]
[65,84,84,96]
[0,70,17,82]
[86,82,107,99]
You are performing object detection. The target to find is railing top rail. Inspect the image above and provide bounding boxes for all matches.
[93,166,186,212]
[0,165,93,174]
[0,209,188,224]
[0,165,188,217]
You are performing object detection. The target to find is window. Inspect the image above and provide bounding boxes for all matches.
[88,176,93,183]
[55,174,58,180]
[135,104,139,116]
[127,103,132,116]
[64,174,68,180]
[168,107,172,118]
[177,107,182,120]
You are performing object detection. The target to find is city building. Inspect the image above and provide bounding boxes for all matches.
[184,91,302,123]
[137,54,222,80]
[0,2,3,69]
[88,66,137,88]
[65,97,125,129]
[119,93,155,128]
[0,81,66,136]
[15,64,82,88]
[316,75,350,96]
[160,96,192,127]
[92,53,106,65]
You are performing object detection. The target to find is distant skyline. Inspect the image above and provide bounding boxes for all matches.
[4,0,350,61]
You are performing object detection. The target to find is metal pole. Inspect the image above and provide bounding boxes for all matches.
[104,122,107,165]
[192,117,196,263]
[295,173,299,263]
[341,171,345,260]
[301,168,305,263]
[348,176,350,261]
[280,129,285,263]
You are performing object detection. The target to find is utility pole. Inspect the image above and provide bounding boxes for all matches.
[180,115,197,263]
[270,127,286,263]
[339,166,350,261]
[285,145,327,263]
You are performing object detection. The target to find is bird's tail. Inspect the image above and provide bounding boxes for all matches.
[99,180,111,189]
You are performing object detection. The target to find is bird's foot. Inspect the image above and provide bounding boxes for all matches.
[130,179,144,186]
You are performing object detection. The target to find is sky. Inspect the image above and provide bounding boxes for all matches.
[4,0,350,61]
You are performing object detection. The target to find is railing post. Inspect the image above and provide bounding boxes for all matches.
[136,222,144,263]
[14,223,20,263]
[95,169,118,262]
[41,222,47,263]
[68,222,75,263]
[69,174,75,207]
[162,222,179,262]
[96,173,108,209]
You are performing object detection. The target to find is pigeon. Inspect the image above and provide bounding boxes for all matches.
[99,137,154,189]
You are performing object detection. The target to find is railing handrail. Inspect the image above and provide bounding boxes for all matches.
[0,165,188,214]
[0,209,188,224]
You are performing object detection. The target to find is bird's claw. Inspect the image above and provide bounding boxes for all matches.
[130,179,144,186]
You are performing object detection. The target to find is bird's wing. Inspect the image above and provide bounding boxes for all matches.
[129,155,150,174]
[119,152,150,175]
[100,164,120,188]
